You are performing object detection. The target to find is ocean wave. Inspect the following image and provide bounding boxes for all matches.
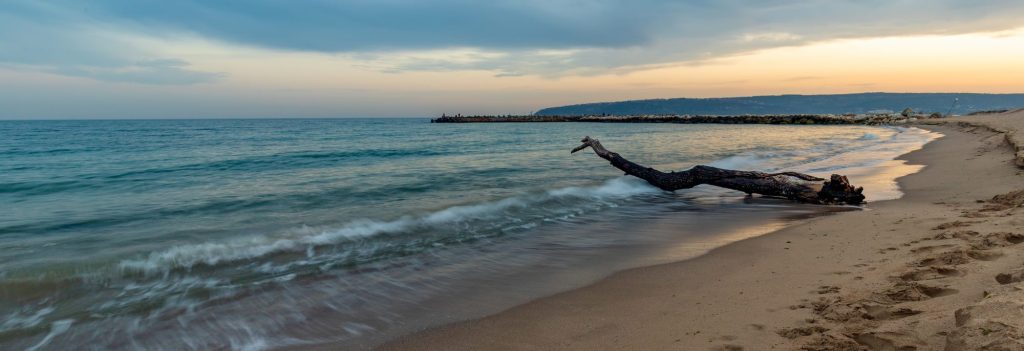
[800,127,938,174]
[105,148,449,180]
[118,177,658,275]
[0,147,98,157]
[706,126,935,176]
[0,180,81,196]
[25,319,73,351]
[0,148,450,198]
[707,154,771,170]
[0,306,55,332]
[2,165,573,236]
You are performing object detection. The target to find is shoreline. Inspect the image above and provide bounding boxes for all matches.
[378,113,1024,350]
[293,124,931,350]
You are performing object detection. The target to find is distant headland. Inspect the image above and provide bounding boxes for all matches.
[433,92,1023,125]
[532,92,1024,116]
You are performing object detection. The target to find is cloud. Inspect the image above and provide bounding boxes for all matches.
[4,0,1024,80]
[783,76,823,82]
[88,0,659,51]
[740,32,803,43]
[49,59,224,85]
[0,1,223,85]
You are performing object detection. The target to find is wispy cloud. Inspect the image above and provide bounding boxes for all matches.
[3,0,1024,82]
[0,1,223,85]
[782,76,823,82]
[49,59,224,85]
[739,32,803,43]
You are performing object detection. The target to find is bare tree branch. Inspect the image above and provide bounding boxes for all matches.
[572,136,865,205]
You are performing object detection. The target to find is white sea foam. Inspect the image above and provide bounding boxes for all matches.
[547,176,658,198]
[798,127,938,174]
[0,306,54,332]
[708,127,935,175]
[118,177,659,275]
[859,132,879,140]
[708,154,771,170]
[423,197,528,224]
[25,319,73,351]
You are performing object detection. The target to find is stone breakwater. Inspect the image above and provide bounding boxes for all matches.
[431,114,941,125]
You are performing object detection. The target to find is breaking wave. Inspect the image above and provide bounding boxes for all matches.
[118,177,659,275]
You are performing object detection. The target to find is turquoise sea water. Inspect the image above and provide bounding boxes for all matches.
[0,119,937,350]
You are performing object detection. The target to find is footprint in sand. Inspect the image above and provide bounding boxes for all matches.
[854,331,926,351]
[899,266,964,281]
[970,232,1024,249]
[810,296,925,325]
[882,282,958,303]
[909,244,957,254]
[862,304,923,321]
[776,326,828,339]
[995,268,1024,285]
[933,230,980,240]
[963,212,991,218]
[916,249,1002,267]
[800,334,862,351]
[815,285,840,294]
[933,221,976,230]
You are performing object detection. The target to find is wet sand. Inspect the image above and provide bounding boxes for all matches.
[379,111,1024,350]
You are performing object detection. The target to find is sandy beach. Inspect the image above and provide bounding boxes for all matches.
[381,110,1024,350]
[10,3,1024,350]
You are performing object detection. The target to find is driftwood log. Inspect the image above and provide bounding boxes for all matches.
[571,136,866,205]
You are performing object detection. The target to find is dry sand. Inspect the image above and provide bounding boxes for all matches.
[947,109,1024,167]
[380,111,1024,351]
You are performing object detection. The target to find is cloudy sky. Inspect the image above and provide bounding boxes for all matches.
[3,0,1024,118]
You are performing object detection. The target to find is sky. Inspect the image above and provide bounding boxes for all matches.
[2,0,1024,119]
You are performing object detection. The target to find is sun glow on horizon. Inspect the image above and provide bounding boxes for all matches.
[3,26,1024,118]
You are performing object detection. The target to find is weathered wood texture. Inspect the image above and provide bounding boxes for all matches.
[571,136,866,205]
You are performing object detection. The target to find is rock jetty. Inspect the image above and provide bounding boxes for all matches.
[431,113,942,125]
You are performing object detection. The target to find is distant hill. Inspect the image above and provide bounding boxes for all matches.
[534,93,1024,116]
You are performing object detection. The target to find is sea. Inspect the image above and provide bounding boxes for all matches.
[0,119,939,350]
